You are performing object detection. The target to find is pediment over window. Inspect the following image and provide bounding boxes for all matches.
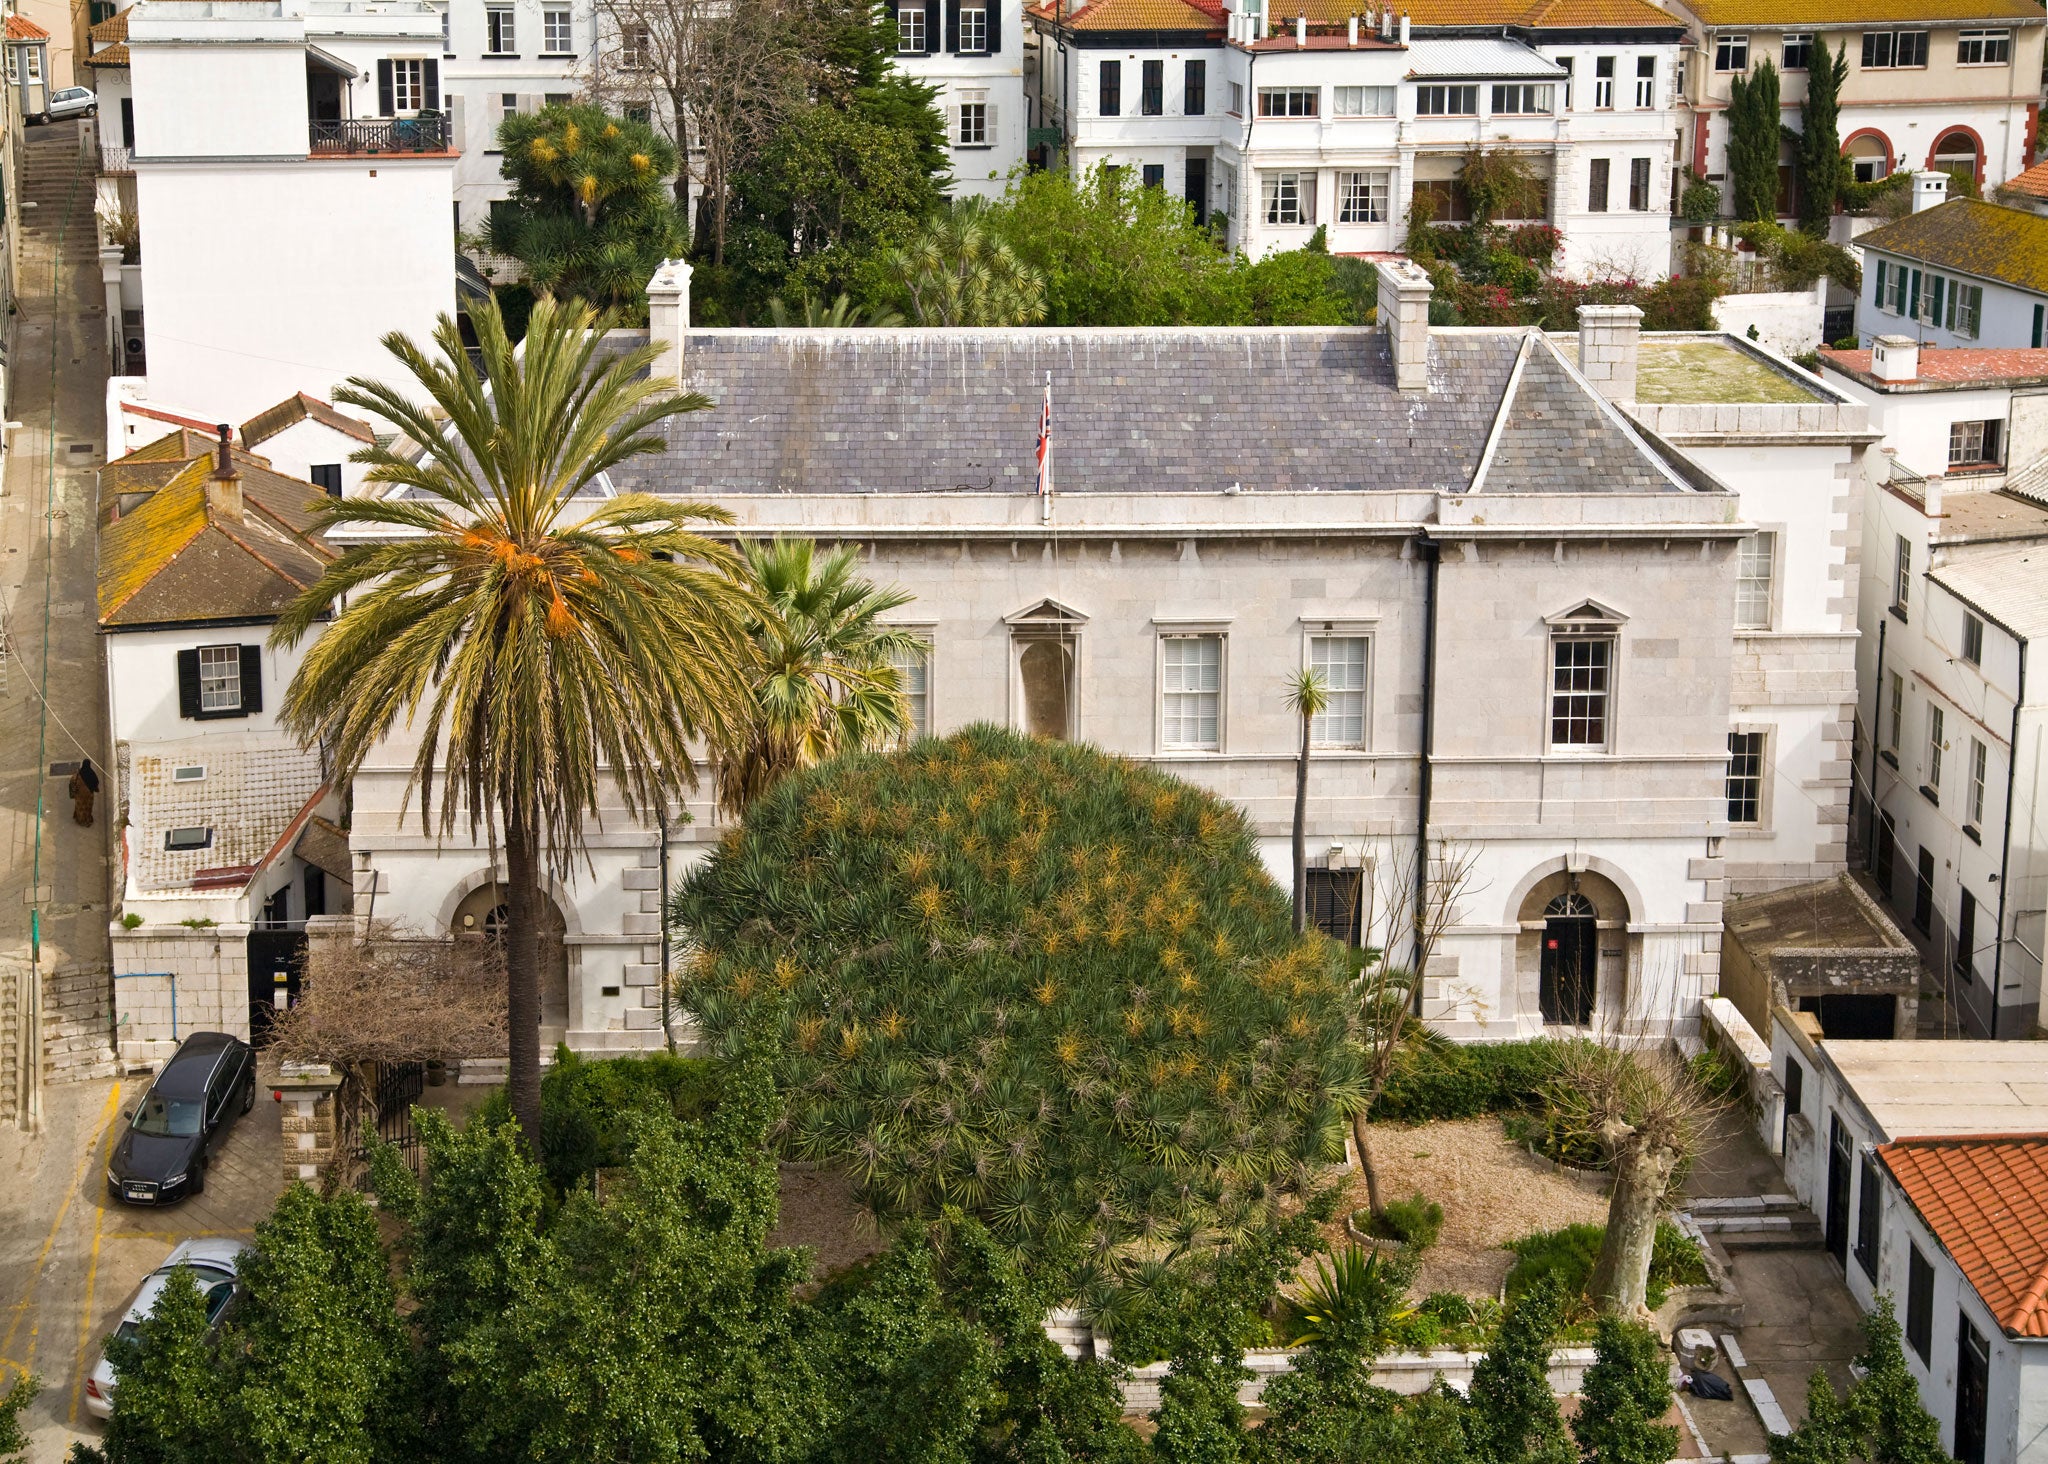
[1004,597,1089,630]
[1543,599,1627,631]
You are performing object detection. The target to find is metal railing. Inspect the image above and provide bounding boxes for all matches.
[308,114,450,156]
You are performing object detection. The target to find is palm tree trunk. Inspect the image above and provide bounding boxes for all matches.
[502,814,545,1153]
[1292,714,1310,937]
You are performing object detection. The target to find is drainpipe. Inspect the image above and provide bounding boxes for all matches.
[657,806,676,1054]
[1412,534,1441,1011]
[1866,613,1887,861]
[1991,638,2027,1039]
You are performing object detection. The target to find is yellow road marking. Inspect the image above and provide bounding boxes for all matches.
[0,1081,120,1369]
[68,1177,111,1423]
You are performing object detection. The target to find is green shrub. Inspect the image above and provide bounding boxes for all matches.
[1369,1193,1444,1250]
[1575,1315,1679,1464]
[1678,171,1722,224]
[1372,1037,1565,1122]
[1504,1221,1707,1311]
[527,1047,722,1194]
[1688,1047,1746,1104]
[1384,1291,1501,1353]
[119,912,143,930]
[1832,335,1860,350]
[673,725,1364,1269]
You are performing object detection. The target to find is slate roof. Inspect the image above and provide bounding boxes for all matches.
[241,392,375,449]
[1879,1134,2048,1338]
[98,453,336,628]
[601,327,1705,499]
[1855,199,2048,296]
[1680,0,2043,24]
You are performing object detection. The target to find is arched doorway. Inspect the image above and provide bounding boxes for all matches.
[1513,866,1632,1030]
[1539,892,1597,1025]
[1842,131,1892,185]
[1929,129,1981,188]
[453,881,570,1027]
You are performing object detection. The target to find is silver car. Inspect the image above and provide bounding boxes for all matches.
[46,86,95,122]
[84,1238,250,1419]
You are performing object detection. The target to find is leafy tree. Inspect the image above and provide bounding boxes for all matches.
[0,1375,34,1464]
[1464,1277,1576,1464]
[92,1268,225,1464]
[1242,247,1359,326]
[1771,1371,1858,1464]
[673,725,1365,1272]
[715,538,921,820]
[1769,1301,1945,1464]
[1726,60,1782,223]
[274,294,759,1153]
[486,104,687,311]
[1793,42,1849,235]
[1573,1316,1677,1464]
[884,202,1048,326]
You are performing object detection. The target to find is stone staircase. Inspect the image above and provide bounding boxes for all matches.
[44,962,117,1082]
[1688,1193,1825,1251]
[17,121,99,287]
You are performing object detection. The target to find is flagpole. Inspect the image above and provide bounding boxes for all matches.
[1040,370,1053,524]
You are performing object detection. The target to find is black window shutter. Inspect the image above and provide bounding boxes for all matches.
[424,57,440,110]
[923,0,940,52]
[985,0,1001,53]
[945,0,959,52]
[239,645,264,715]
[176,648,202,719]
[377,58,395,116]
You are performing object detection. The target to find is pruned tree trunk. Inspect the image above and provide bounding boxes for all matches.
[1588,1135,1680,1317]
[503,815,545,1152]
[1291,714,1310,936]
[1351,1110,1385,1218]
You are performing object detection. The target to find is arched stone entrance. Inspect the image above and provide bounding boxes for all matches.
[1512,866,1632,1030]
[453,881,570,1028]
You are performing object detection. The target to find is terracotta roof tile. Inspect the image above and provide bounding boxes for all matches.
[89,9,126,43]
[1683,0,2043,26]
[1405,0,1680,24]
[1056,0,1223,31]
[1821,346,2048,389]
[1856,199,2048,297]
[1879,1135,2048,1339]
[84,42,127,66]
[5,15,49,40]
[2003,159,2048,202]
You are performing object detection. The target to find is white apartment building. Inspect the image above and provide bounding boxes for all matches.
[439,0,588,232]
[1827,335,2048,1038]
[1666,0,2047,207]
[895,0,1026,197]
[1853,184,2048,353]
[99,0,457,426]
[1029,0,1686,278]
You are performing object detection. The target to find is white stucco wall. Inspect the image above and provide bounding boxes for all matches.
[1710,284,1827,356]
[246,414,373,496]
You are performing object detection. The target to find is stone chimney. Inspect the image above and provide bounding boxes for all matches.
[645,258,693,384]
[1911,170,1949,214]
[1375,259,1434,391]
[1575,303,1643,402]
[1871,333,1919,383]
[205,422,243,522]
[1347,14,1357,44]
[1398,11,1409,43]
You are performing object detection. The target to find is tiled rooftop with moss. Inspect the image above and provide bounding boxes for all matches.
[1553,334,1833,404]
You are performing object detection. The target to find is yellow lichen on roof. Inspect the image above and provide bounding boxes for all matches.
[1858,198,2048,297]
[1683,0,2042,26]
[97,459,211,623]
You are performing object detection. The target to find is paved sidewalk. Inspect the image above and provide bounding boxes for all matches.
[0,1076,282,1458]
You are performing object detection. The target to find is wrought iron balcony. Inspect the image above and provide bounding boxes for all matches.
[308,113,451,157]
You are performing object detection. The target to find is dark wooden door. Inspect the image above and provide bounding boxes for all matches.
[1955,1315,1989,1464]
[1825,1114,1852,1266]
[1540,916,1596,1026]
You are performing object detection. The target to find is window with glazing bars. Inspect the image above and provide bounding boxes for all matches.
[1309,636,1368,744]
[1726,732,1765,823]
[1549,636,1612,749]
[1161,636,1222,748]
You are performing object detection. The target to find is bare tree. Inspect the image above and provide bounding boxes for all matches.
[1348,839,1485,1218]
[588,0,803,263]
[270,927,509,1073]
[1543,1040,1719,1317]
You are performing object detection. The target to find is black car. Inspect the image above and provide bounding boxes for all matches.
[107,1031,255,1204]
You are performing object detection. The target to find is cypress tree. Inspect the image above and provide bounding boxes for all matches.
[1794,42,1849,235]
[1727,59,1783,222]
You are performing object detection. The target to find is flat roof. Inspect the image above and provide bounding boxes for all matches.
[1726,875,1911,963]
[1822,346,2048,393]
[1933,489,2048,548]
[1823,1041,2048,1141]
[1550,334,1835,404]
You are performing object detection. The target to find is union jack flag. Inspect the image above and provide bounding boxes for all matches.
[1035,375,1053,499]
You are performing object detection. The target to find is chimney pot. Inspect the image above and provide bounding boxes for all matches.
[644,258,693,385]
[206,423,244,522]
[1295,13,1305,45]
[1871,333,1919,383]
[1910,169,1949,214]
[1398,11,1409,42]
[213,422,233,478]
[1348,15,1357,44]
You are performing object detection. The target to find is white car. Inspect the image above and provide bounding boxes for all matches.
[46,86,95,122]
[84,1238,250,1420]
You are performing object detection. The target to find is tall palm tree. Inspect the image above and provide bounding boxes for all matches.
[1284,668,1331,937]
[715,538,921,820]
[272,294,758,1150]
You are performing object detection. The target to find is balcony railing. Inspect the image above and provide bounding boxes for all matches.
[99,143,133,175]
[308,114,451,157]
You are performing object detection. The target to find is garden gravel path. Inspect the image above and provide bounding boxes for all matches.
[1323,1117,1611,1299]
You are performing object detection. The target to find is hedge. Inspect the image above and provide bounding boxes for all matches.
[1371,1038,1566,1123]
